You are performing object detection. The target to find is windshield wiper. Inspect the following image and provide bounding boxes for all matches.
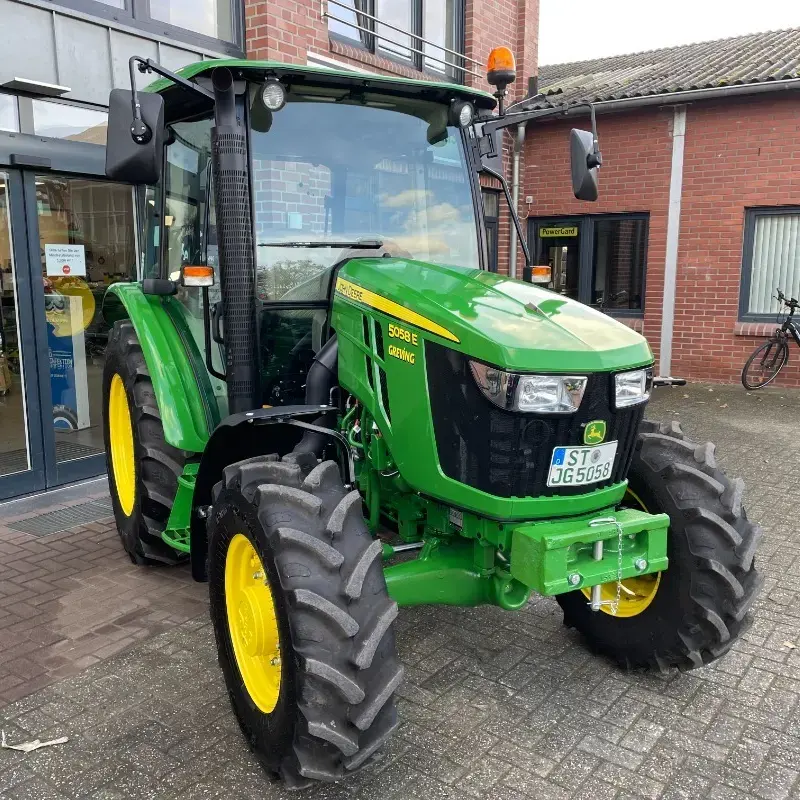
[257,239,383,249]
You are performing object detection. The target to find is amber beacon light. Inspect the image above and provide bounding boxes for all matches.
[486,47,516,114]
[486,47,516,85]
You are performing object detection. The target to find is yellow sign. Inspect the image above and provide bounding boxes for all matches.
[335,277,459,343]
[539,226,579,238]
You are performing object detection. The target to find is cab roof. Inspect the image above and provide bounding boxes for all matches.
[146,58,497,111]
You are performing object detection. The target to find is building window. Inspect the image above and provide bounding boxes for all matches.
[51,0,242,51]
[592,217,647,312]
[530,213,649,316]
[150,0,234,42]
[482,189,499,272]
[741,207,800,320]
[0,94,18,133]
[32,101,108,145]
[327,0,465,79]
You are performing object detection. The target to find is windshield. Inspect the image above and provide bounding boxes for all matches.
[249,87,480,302]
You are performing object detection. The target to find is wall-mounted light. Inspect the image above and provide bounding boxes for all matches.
[1,77,71,97]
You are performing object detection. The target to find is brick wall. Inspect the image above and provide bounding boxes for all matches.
[245,0,536,86]
[524,93,800,386]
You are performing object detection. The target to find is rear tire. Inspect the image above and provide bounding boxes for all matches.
[208,454,403,787]
[557,419,762,671]
[103,320,186,565]
[742,337,788,389]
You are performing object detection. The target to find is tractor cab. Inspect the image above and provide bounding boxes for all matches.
[106,57,599,419]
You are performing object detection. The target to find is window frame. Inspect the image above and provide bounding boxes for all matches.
[528,212,649,318]
[739,206,800,322]
[48,0,244,56]
[328,0,467,82]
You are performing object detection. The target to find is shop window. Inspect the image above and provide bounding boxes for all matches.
[591,217,647,313]
[530,214,648,316]
[327,0,465,80]
[32,101,108,145]
[35,176,136,463]
[0,94,18,133]
[482,188,499,273]
[741,207,800,320]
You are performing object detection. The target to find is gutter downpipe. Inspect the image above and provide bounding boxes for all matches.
[660,106,686,379]
[509,122,526,279]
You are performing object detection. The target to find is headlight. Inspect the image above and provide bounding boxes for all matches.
[469,361,587,414]
[615,368,652,408]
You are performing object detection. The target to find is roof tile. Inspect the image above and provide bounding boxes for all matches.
[534,28,800,108]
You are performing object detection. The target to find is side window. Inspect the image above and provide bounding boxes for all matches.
[161,117,226,404]
[164,122,214,279]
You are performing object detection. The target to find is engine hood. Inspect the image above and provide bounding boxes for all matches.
[335,258,653,372]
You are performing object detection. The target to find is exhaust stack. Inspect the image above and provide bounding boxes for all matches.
[210,67,259,414]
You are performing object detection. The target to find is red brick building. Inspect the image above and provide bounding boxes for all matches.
[526,30,800,385]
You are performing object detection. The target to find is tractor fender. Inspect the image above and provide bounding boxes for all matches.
[189,405,351,582]
[102,283,215,453]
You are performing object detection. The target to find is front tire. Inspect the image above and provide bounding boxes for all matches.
[557,420,762,670]
[102,320,186,565]
[208,454,403,787]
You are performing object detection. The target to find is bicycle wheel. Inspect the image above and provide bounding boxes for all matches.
[742,338,789,389]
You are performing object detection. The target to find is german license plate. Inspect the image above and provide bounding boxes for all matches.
[547,442,618,487]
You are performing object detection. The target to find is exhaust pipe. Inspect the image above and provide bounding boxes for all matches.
[210,67,259,414]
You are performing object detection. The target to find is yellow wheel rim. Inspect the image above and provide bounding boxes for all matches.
[225,534,282,714]
[581,487,661,617]
[108,374,136,517]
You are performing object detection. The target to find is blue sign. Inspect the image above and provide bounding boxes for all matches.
[45,295,89,430]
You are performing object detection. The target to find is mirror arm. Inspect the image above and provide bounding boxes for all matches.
[127,56,215,143]
[480,101,603,165]
[479,105,567,138]
[480,162,532,269]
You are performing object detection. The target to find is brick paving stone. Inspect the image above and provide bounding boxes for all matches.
[0,513,207,704]
[0,383,799,798]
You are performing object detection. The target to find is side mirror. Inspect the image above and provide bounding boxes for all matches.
[105,88,165,184]
[570,128,600,201]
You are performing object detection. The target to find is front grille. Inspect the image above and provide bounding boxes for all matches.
[425,342,645,499]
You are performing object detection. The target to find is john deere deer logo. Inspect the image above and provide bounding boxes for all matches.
[584,420,606,445]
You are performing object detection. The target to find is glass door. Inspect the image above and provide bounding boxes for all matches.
[531,219,583,301]
[24,172,136,488]
[0,171,46,499]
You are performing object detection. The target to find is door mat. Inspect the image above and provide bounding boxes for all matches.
[7,500,115,536]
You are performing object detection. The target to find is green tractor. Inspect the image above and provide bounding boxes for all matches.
[101,50,761,787]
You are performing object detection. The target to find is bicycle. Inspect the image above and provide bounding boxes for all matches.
[741,289,800,389]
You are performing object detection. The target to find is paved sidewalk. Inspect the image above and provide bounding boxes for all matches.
[0,382,799,799]
[0,481,206,705]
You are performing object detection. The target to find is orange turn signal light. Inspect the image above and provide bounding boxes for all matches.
[182,265,215,287]
[487,46,516,75]
[530,265,552,284]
